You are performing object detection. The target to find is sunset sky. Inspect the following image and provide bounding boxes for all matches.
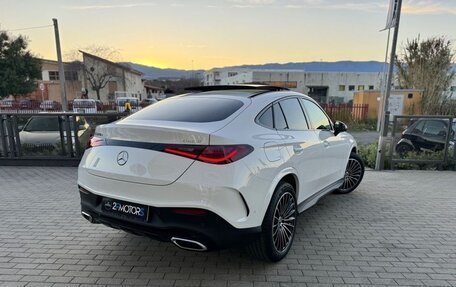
[1,0,455,70]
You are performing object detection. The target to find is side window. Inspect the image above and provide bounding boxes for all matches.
[423,120,447,138]
[273,103,288,130]
[257,106,273,129]
[277,98,308,130]
[301,99,332,130]
[412,120,425,134]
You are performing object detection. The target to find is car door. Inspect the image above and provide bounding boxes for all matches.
[300,98,349,184]
[273,97,325,203]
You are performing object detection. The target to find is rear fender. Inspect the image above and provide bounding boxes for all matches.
[259,167,299,223]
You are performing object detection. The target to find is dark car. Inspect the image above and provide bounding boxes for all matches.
[396,118,456,155]
[19,99,40,110]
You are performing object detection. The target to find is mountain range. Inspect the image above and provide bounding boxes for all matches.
[123,61,456,80]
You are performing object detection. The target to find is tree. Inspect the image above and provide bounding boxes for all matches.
[396,36,455,115]
[67,46,122,101]
[0,32,41,99]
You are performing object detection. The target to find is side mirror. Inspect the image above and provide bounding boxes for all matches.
[18,125,24,131]
[334,121,347,136]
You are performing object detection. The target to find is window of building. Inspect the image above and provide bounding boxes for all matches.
[451,86,456,92]
[65,71,78,81]
[301,99,332,130]
[228,72,238,77]
[278,98,308,130]
[48,71,59,81]
[368,85,374,90]
[348,85,355,91]
[358,85,365,91]
[338,85,346,91]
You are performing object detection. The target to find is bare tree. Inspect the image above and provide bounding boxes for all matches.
[396,36,455,115]
[66,46,122,100]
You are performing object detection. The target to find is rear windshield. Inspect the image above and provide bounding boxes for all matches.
[128,97,244,123]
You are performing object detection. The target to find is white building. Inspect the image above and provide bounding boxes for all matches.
[204,68,383,103]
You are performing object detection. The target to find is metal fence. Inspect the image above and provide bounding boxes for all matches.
[322,104,369,121]
[388,115,456,170]
[0,112,123,166]
[0,100,118,114]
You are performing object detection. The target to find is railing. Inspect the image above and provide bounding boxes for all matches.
[322,104,369,121]
[388,115,456,170]
[0,101,118,113]
[0,112,123,166]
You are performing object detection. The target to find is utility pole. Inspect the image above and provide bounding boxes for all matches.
[53,18,68,111]
[375,0,403,170]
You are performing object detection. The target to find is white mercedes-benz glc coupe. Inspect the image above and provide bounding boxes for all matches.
[78,85,364,261]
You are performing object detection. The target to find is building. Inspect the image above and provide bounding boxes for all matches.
[353,90,423,120]
[19,59,82,103]
[80,51,144,102]
[204,68,383,103]
[143,81,166,99]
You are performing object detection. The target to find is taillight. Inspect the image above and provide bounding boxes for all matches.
[164,145,205,159]
[164,144,253,164]
[87,136,105,148]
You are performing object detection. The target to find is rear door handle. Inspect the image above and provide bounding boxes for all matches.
[323,140,330,147]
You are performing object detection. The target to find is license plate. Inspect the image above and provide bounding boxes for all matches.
[102,198,148,222]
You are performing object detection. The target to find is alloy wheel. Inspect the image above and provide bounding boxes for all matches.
[272,192,296,252]
[341,158,363,191]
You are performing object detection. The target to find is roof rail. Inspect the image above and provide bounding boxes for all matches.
[185,85,289,92]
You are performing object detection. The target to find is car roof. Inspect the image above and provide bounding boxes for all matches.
[184,85,289,98]
[182,85,315,103]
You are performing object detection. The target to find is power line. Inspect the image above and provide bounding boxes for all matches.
[1,24,53,32]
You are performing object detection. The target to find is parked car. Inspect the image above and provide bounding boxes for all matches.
[140,97,158,108]
[19,99,40,110]
[78,85,364,261]
[396,118,456,156]
[73,99,103,113]
[0,100,18,110]
[40,100,61,111]
[19,116,91,154]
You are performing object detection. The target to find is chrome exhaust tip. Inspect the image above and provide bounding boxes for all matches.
[81,211,94,223]
[171,237,208,252]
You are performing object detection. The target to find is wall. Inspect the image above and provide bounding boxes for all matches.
[124,71,144,100]
[353,90,423,119]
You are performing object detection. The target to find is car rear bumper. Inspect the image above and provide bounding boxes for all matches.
[79,187,261,250]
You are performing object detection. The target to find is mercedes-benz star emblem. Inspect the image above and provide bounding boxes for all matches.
[117,151,129,166]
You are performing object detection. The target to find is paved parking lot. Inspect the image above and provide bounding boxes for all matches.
[1,167,456,287]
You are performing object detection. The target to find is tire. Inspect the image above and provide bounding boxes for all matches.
[396,142,413,157]
[334,152,365,194]
[247,182,297,262]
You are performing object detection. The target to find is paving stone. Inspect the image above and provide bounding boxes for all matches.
[1,167,456,286]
